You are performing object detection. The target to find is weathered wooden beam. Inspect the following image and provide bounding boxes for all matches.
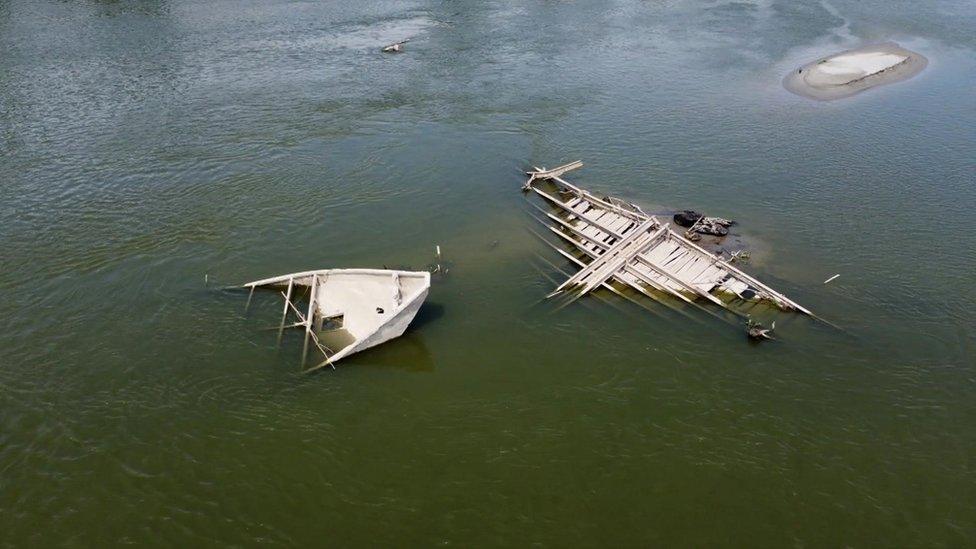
[634,243,730,309]
[537,207,695,305]
[576,225,668,296]
[301,274,319,367]
[666,228,812,314]
[244,271,319,288]
[543,224,702,317]
[244,285,255,313]
[550,219,658,296]
[550,175,644,221]
[529,187,629,241]
[277,277,294,344]
[525,160,584,186]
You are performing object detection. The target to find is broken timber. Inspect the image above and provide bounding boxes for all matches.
[524,162,813,318]
[524,160,584,189]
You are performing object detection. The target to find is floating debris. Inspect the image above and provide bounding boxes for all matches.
[382,39,410,53]
[728,250,750,263]
[524,161,813,323]
[243,269,430,372]
[432,245,445,274]
[523,160,583,190]
[824,274,840,284]
[747,318,775,340]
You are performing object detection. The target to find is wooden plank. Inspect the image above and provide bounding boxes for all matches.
[277,276,295,344]
[636,251,729,308]
[577,226,668,296]
[544,225,693,312]
[244,271,318,288]
[546,172,644,221]
[665,228,812,314]
[550,218,658,296]
[540,210,696,304]
[530,186,628,240]
[301,274,319,367]
[526,160,584,185]
[244,285,255,313]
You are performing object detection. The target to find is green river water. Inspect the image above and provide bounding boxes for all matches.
[1,0,975,546]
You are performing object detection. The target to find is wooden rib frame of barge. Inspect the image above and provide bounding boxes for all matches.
[524,161,813,319]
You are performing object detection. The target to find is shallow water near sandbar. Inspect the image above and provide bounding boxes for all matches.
[2,0,975,546]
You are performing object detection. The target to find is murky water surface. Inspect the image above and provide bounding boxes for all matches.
[2,0,975,545]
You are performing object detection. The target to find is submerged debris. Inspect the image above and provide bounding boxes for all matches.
[747,318,775,340]
[523,160,584,190]
[523,161,813,327]
[728,249,750,263]
[382,39,410,53]
[673,210,734,237]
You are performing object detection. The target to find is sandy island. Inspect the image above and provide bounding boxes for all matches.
[784,42,927,101]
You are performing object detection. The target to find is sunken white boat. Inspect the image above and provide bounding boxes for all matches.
[524,162,813,320]
[244,269,430,372]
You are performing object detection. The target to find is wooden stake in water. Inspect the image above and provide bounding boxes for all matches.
[277,276,294,345]
[244,286,255,313]
[301,275,319,367]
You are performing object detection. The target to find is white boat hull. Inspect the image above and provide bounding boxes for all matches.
[244,268,431,371]
[329,283,429,363]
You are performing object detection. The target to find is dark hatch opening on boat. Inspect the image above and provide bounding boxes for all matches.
[322,314,344,331]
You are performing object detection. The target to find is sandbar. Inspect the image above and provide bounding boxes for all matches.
[783,42,927,101]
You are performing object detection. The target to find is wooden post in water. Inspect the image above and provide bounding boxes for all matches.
[301,275,318,367]
[277,277,294,345]
[244,285,255,313]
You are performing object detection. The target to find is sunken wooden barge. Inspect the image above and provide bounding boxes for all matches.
[524,161,812,318]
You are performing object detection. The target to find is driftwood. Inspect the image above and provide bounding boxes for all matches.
[382,39,410,53]
[524,161,583,190]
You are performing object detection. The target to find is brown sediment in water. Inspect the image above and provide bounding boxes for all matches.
[783,42,927,101]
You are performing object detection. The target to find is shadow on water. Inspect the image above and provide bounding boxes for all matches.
[326,302,443,373]
[407,301,444,331]
[343,332,435,373]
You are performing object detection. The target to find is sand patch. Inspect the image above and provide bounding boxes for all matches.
[783,42,927,100]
